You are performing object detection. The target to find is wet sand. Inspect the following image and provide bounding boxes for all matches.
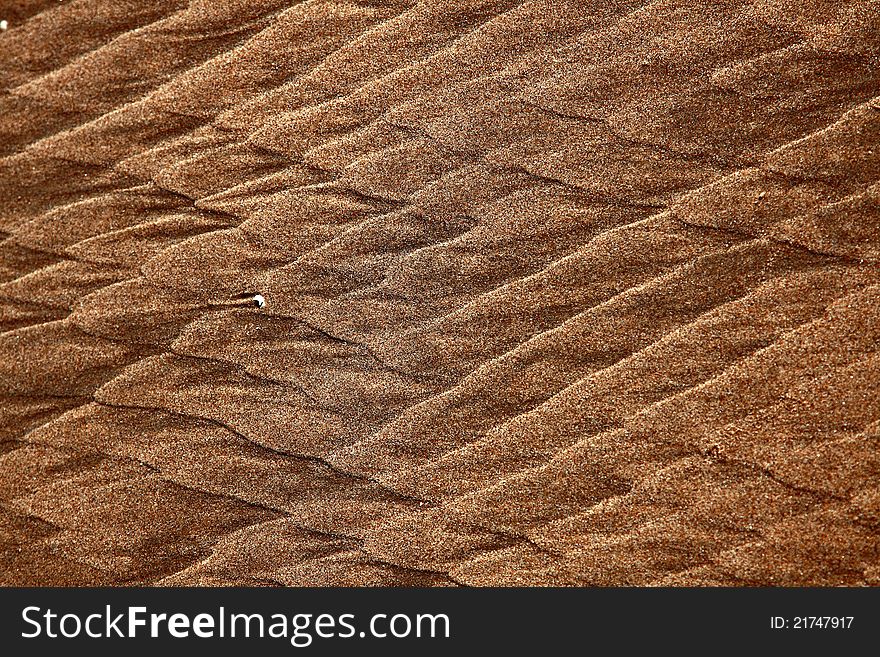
[0,0,878,586]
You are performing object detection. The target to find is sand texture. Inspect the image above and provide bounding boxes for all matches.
[1,0,879,586]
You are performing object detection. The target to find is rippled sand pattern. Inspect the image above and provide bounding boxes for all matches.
[1,0,879,586]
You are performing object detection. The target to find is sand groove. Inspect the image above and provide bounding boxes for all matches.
[1,0,878,585]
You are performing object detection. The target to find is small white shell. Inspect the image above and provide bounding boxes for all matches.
[252,294,266,308]
[0,20,8,31]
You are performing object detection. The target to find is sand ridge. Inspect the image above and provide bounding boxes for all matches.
[0,0,878,586]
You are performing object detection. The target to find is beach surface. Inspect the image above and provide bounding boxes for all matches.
[1,0,879,586]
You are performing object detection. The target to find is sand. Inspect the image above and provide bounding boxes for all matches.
[0,0,878,586]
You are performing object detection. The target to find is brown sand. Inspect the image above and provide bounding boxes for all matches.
[0,0,878,586]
